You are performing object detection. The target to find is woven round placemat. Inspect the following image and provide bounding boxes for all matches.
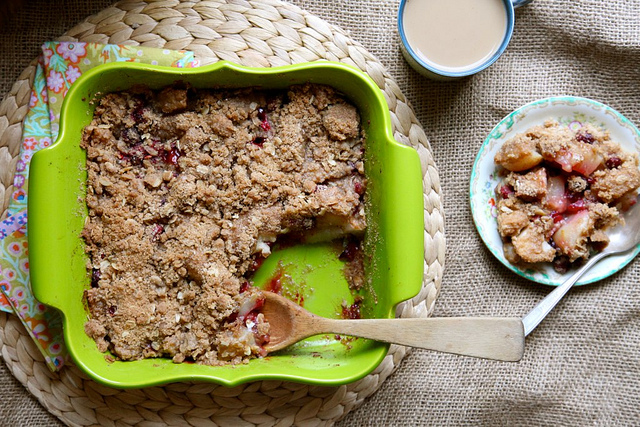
[0,1,445,425]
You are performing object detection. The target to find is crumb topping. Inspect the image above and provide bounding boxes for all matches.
[82,83,367,365]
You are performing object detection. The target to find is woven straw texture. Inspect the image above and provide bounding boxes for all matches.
[2,0,640,426]
[0,0,445,426]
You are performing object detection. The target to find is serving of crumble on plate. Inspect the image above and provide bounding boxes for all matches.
[471,97,640,286]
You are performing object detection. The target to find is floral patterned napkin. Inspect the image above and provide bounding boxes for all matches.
[0,42,199,371]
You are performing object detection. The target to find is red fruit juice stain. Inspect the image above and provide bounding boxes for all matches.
[265,268,284,294]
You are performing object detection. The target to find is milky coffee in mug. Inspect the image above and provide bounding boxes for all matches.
[399,0,522,79]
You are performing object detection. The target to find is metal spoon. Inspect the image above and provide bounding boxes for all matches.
[522,196,640,336]
[260,291,525,361]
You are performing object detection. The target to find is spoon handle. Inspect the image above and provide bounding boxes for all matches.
[521,251,608,336]
[313,317,524,361]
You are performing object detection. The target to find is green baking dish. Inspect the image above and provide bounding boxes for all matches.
[29,60,424,388]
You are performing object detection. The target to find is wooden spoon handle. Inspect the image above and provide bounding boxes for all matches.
[314,317,525,362]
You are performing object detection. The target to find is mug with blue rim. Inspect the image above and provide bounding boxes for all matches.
[398,0,533,80]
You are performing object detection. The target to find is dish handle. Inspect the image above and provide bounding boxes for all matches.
[382,140,425,304]
[28,139,88,313]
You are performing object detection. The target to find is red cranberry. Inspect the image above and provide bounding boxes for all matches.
[161,147,181,166]
[225,312,238,324]
[339,238,360,262]
[152,224,164,241]
[498,184,514,199]
[551,212,564,223]
[256,107,271,131]
[239,281,251,293]
[249,255,265,273]
[576,131,595,144]
[605,156,622,168]
[257,107,267,122]
[91,269,101,288]
[131,103,146,124]
[566,198,587,213]
[341,298,362,320]
[354,181,365,195]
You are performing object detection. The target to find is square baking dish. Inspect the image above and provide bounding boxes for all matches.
[29,60,424,388]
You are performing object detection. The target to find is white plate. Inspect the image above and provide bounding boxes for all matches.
[470,96,640,286]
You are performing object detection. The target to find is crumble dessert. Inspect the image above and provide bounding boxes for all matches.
[494,120,640,272]
[82,83,367,365]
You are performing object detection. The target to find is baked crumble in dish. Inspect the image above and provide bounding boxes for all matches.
[494,120,640,273]
[82,83,366,365]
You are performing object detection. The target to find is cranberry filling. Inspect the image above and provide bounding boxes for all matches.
[248,255,266,273]
[551,212,564,223]
[566,198,587,213]
[239,281,251,293]
[151,224,164,241]
[341,297,363,320]
[257,107,271,131]
[130,102,146,124]
[242,297,270,351]
[257,107,267,122]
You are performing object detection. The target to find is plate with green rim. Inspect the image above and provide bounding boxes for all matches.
[470,96,640,286]
[28,60,425,388]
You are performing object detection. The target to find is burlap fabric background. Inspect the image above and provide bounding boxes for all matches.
[1,0,639,426]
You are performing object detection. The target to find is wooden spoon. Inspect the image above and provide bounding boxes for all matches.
[261,292,525,362]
